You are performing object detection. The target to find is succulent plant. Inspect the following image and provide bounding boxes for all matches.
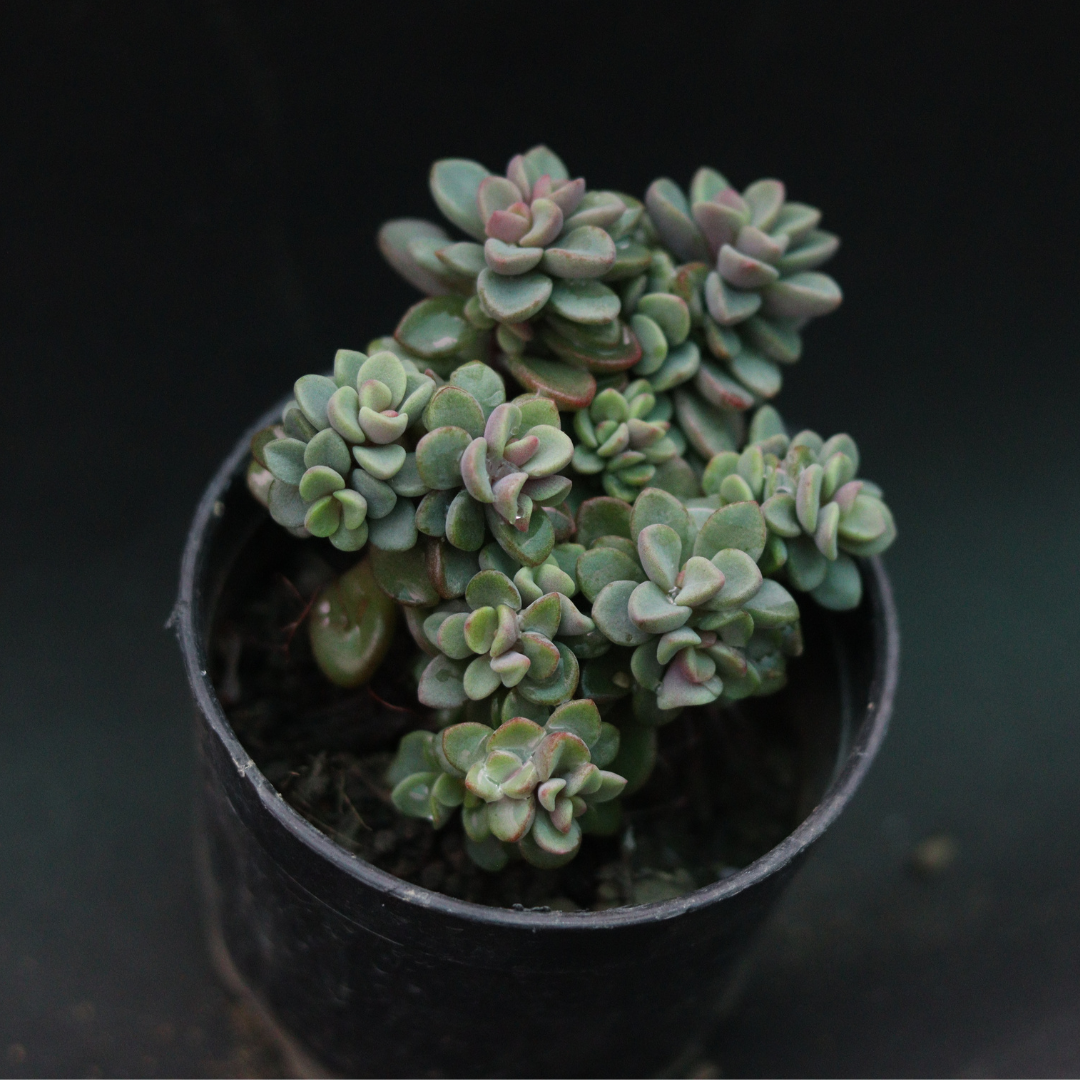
[617,265,705,393]
[571,381,681,500]
[387,699,626,869]
[378,145,657,412]
[647,167,841,363]
[250,349,435,551]
[607,167,844,470]
[736,406,896,610]
[241,145,896,874]
[414,364,574,545]
[583,487,801,711]
[417,567,594,709]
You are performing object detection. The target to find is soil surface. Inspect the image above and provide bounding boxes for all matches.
[212,538,805,910]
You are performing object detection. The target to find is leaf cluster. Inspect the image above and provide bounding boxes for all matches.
[387,699,626,869]
[239,144,897,873]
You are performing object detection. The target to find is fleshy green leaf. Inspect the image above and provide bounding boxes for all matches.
[424,385,486,439]
[332,488,368,531]
[546,699,602,746]
[810,553,863,610]
[436,241,487,279]
[522,145,570,186]
[838,493,888,543]
[390,772,438,821]
[304,495,341,537]
[635,293,690,346]
[742,579,800,627]
[577,546,646,602]
[266,480,306,528]
[674,556,725,607]
[762,492,801,538]
[376,219,455,295]
[518,642,580,706]
[387,453,427,499]
[350,468,397,519]
[370,545,440,607]
[787,532,829,591]
[520,424,573,476]
[693,502,767,562]
[656,664,722,710]
[610,722,657,794]
[630,313,668,375]
[299,465,345,502]
[263,438,308,485]
[484,238,544,275]
[503,355,595,410]
[357,351,408,406]
[294,374,338,431]
[326,387,366,444]
[304,428,351,475]
[708,548,763,608]
[592,580,652,646]
[517,591,562,639]
[650,456,701,499]
[701,451,738,496]
[477,269,552,322]
[742,316,802,364]
[353,443,406,481]
[436,611,472,660]
[648,340,700,393]
[418,654,468,708]
[308,560,397,688]
[450,362,505,417]
[430,158,490,241]
[673,389,742,459]
[761,271,842,320]
[541,226,616,279]
[631,638,666,690]
[486,505,555,567]
[415,425,472,489]
[445,490,486,551]
[629,487,692,552]
[464,655,502,700]
[704,269,761,326]
[395,296,476,360]
[466,569,522,612]
[636,524,682,592]
[441,722,493,774]
[796,463,824,533]
[548,279,621,325]
[628,579,691,634]
[645,179,708,263]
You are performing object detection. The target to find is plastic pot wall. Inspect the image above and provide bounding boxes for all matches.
[175,408,899,1079]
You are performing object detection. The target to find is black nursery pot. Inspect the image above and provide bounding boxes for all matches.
[175,408,899,1080]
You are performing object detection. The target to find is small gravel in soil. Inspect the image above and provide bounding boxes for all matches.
[213,538,802,910]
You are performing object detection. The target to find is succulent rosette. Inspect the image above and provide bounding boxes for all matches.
[737,406,896,610]
[571,382,681,500]
[646,167,841,368]
[417,567,594,709]
[581,487,802,711]
[377,145,658,413]
[609,168,843,476]
[415,370,573,545]
[249,349,435,551]
[387,699,626,869]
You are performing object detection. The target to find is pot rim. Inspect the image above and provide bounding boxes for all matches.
[176,403,899,931]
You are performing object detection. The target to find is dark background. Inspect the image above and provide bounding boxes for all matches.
[2,2,1079,1076]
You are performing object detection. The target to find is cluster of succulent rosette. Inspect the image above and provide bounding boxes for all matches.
[247,146,895,869]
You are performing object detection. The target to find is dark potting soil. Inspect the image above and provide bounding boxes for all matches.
[211,538,806,911]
